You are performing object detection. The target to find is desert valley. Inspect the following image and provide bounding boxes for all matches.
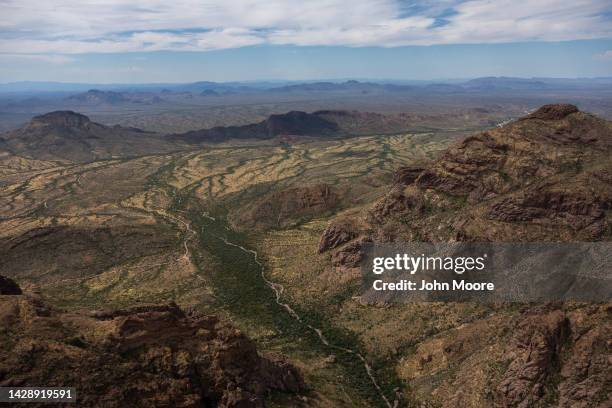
[0,76,610,407]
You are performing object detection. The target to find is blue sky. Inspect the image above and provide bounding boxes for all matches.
[1,0,612,82]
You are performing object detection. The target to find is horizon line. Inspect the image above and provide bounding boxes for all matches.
[3,75,612,87]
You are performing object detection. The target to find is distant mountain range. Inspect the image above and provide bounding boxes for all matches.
[66,89,129,104]
[0,106,501,161]
[65,89,164,105]
[463,77,549,90]
[2,77,612,94]
[169,107,500,144]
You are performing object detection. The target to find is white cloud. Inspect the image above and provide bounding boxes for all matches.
[0,53,76,64]
[0,0,610,54]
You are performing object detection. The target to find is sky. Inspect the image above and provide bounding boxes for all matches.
[1,0,612,83]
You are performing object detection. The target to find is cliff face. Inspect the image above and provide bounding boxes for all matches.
[318,105,612,407]
[0,284,303,407]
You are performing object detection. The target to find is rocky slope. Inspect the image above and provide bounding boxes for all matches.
[233,184,341,229]
[0,111,183,162]
[397,304,611,408]
[0,278,304,407]
[0,223,178,284]
[318,104,612,407]
[366,103,612,242]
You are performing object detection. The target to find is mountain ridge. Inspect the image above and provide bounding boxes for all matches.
[0,111,181,162]
[0,283,304,407]
[314,103,611,406]
[170,110,342,143]
[364,104,612,241]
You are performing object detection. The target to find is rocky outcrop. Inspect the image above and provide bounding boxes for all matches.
[0,296,304,407]
[369,187,419,223]
[557,314,611,408]
[236,184,340,229]
[487,187,609,234]
[496,310,570,408]
[331,237,371,272]
[0,275,21,295]
[521,104,579,121]
[393,166,425,185]
[367,104,612,241]
[413,131,513,198]
[396,305,610,408]
[318,221,357,253]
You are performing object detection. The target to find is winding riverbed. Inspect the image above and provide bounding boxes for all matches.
[212,223,398,408]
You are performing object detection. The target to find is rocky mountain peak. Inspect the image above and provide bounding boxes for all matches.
[362,104,612,242]
[30,110,92,129]
[522,103,579,121]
